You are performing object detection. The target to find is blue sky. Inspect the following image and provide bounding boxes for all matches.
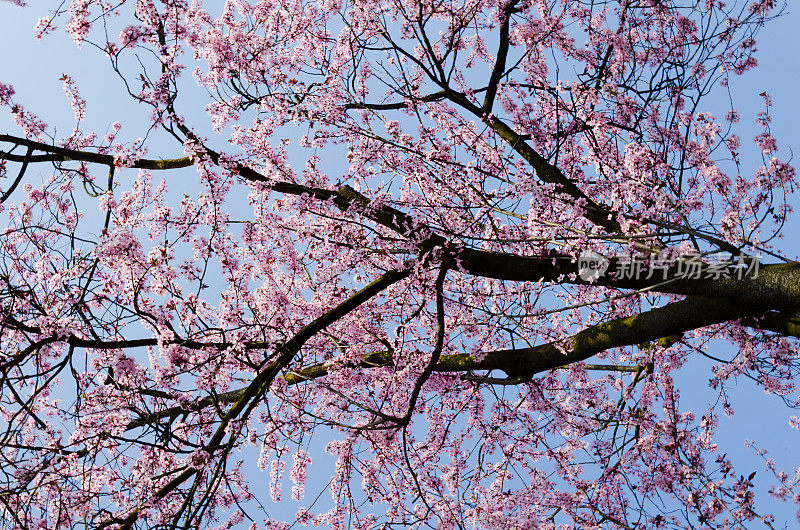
[2,1,800,527]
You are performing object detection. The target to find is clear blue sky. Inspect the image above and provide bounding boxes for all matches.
[1,2,799,527]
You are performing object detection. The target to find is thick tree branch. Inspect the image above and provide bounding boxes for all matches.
[4,135,798,310]
[0,134,192,170]
[113,265,412,528]
[452,252,800,310]
[221,296,772,390]
[439,91,622,233]
[436,296,764,378]
[391,263,448,426]
[741,311,800,337]
[483,0,520,113]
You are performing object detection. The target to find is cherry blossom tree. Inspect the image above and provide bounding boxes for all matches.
[1,0,799,527]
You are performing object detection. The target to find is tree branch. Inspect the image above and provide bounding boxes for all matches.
[113,265,412,528]
[256,297,772,387]
[483,0,520,113]
[435,296,764,378]
[5,134,799,309]
[0,134,192,170]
